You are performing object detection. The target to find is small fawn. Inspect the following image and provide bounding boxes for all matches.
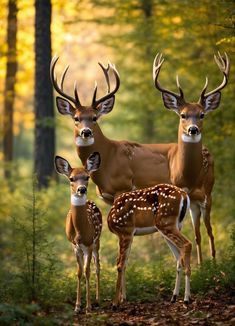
[55,152,102,314]
[108,184,192,307]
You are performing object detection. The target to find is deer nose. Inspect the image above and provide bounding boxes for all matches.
[76,186,87,196]
[80,128,92,138]
[188,125,199,135]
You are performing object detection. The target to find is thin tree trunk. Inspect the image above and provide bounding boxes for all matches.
[31,179,36,301]
[3,0,18,179]
[34,0,55,188]
[140,0,155,142]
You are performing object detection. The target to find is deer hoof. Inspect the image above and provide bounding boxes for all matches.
[184,296,192,305]
[86,307,92,314]
[74,305,81,315]
[171,294,177,303]
[112,304,118,311]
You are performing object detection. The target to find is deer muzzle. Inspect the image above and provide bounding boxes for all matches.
[76,185,87,196]
[187,125,199,136]
[80,128,93,139]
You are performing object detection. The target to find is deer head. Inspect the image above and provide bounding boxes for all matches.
[153,52,230,143]
[54,152,101,206]
[50,57,120,146]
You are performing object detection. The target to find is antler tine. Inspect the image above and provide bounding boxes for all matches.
[199,77,208,99]
[153,53,185,99]
[74,81,81,107]
[176,75,184,98]
[50,55,60,86]
[152,53,164,85]
[214,51,229,74]
[50,55,78,105]
[93,61,120,107]
[224,52,230,74]
[92,81,98,106]
[109,62,120,94]
[200,52,230,99]
[98,62,111,93]
[60,65,69,91]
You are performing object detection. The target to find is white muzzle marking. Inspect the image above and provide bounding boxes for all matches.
[71,194,87,206]
[75,136,94,147]
[181,133,201,143]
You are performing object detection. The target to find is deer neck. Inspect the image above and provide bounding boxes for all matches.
[174,126,203,187]
[70,199,94,245]
[75,123,112,164]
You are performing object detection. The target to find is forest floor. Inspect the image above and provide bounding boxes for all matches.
[52,290,235,326]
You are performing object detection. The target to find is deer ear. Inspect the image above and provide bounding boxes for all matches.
[54,156,72,177]
[162,92,181,114]
[96,96,115,117]
[56,97,75,116]
[202,92,221,113]
[85,152,101,174]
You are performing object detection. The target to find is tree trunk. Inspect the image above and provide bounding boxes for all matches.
[34,0,55,188]
[3,0,18,179]
[140,0,155,143]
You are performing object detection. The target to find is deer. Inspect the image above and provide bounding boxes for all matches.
[54,152,102,314]
[50,56,171,206]
[152,52,230,264]
[50,52,229,264]
[108,184,192,306]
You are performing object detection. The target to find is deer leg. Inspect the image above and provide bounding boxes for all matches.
[92,241,101,304]
[83,247,93,313]
[164,239,182,302]
[158,228,192,304]
[201,197,216,259]
[120,238,132,302]
[190,202,202,264]
[113,234,133,308]
[74,245,84,314]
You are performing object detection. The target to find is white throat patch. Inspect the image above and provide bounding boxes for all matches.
[75,136,94,147]
[71,194,87,206]
[181,133,201,143]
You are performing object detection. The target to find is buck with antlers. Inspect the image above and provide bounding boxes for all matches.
[54,152,102,314]
[152,52,230,264]
[51,52,229,264]
[50,57,171,205]
[108,184,192,306]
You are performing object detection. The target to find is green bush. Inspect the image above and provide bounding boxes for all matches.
[192,226,235,295]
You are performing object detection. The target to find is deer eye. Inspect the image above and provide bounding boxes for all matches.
[85,176,89,181]
[200,113,205,120]
[92,116,97,123]
[74,117,80,123]
[181,113,186,120]
[69,177,74,182]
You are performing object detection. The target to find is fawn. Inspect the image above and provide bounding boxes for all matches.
[55,152,102,313]
[108,184,192,307]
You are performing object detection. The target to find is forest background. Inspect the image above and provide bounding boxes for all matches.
[0,0,234,324]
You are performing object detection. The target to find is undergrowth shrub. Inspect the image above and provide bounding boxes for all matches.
[192,226,235,295]
[0,178,71,307]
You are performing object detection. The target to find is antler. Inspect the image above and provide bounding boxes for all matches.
[199,52,230,103]
[50,55,82,107]
[153,53,185,102]
[92,62,120,107]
